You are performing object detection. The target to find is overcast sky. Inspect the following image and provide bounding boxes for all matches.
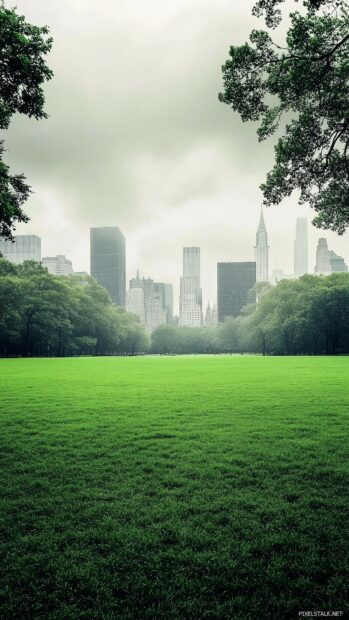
[6,0,349,311]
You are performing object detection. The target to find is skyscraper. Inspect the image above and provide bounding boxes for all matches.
[294,218,308,277]
[329,251,348,273]
[145,293,167,333]
[154,282,174,323]
[255,210,269,282]
[127,272,167,333]
[314,238,331,275]
[179,247,202,327]
[0,235,41,264]
[42,255,73,276]
[217,262,256,322]
[90,227,126,306]
[126,286,145,324]
[164,284,174,322]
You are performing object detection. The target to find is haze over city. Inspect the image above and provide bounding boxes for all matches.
[5,0,349,311]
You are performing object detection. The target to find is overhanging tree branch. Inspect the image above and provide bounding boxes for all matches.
[219,0,349,233]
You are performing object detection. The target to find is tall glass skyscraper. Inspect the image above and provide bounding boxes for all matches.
[179,247,202,327]
[255,210,269,282]
[90,227,126,306]
[217,262,256,322]
[294,218,308,276]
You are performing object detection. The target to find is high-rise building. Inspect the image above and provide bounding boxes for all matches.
[42,255,73,276]
[179,247,202,327]
[127,272,167,332]
[217,262,256,322]
[126,286,145,324]
[255,210,269,282]
[294,218,308,277]
[154,282,174,323]
[164,284,174,322]
[314,238,331,275]
[0,235,41,264]
[145,293,166,333]
[90,227,126,306]
[329,251,348,273]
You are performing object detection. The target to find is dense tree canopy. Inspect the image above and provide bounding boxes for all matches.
[219,0,349,233]
[0,260,149,356]
[152,273,349,355]
[0,2,52,239]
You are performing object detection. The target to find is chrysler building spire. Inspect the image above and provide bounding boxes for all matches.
[254,208,269,282]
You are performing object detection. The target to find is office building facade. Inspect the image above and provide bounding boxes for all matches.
[217,262,256,322]
[164,284,174,322]
[154,282,174,323]
[179,247,203,327]
[127,272,167,333]
[126,286,146,324]
[90,227,126,306]
[314,238,331,275]
[0,234,41,264]
[329,251,348,273]
[42,255,73,276]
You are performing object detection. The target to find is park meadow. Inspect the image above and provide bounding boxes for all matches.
[1,354,348,619]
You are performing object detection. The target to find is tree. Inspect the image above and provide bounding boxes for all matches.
[216,317,242,353]
[151,324,184,354]
[219,0,349,233]
[0,2,53,239]
[151,324,217,355]
[0,260,149,357]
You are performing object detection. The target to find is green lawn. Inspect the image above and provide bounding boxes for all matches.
[0,356,348,619]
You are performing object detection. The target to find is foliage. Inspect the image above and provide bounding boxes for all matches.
[0,259,149,356]
[151,324,217,354]
[219,0,349,233]
[0,355,348,618]
[0,3,52,239]
[239,272,349,354]
[151,274,349,355]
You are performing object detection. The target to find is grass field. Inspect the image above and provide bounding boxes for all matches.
[0,355,348,619]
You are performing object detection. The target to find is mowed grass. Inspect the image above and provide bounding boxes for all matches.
[0,356,348,620]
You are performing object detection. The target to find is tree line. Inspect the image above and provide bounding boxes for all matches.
[1,261,348,357]
[152,274,349,356]
[0,259,148,357]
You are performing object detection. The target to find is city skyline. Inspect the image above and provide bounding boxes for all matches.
[5,0,349,315]
[2,212,348,316]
